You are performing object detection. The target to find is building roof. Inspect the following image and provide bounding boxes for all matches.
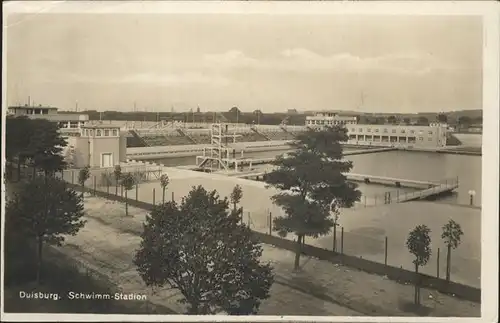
[81,124,121,129]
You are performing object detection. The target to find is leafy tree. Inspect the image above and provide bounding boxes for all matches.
[114,165,122,195]
[417,116,429,126]
[230,184,244,221]
[437,113,448,124]
[64,145,77,169]
[6,117,67,179]
[264,126,361,270]
[78,166,91,200]
[441,219,464,282]
[406,225,432,306]
[121,173,135,216]
[134,186,274,314]
[387,115,398,124]
[458,116,471,127]
[5,176,85,284]
[160,174,170,204]
[26,119,68,177]
[5,116,33,181]
[403,117,411,125]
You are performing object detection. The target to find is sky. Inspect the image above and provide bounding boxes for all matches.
[5,13,483,113]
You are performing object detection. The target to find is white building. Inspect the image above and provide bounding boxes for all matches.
[306,112,358,127]
[306,112,447,148]
[346,124,447,148]
[7,105,89,131]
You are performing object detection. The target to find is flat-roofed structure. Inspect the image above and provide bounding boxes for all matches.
[64,124,128,168]
[7,105,89,129]
[306,112,358,127]
[306,112,447,148]
[345,123,447,148]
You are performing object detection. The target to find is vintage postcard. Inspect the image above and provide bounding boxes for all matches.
[1,1,499,322]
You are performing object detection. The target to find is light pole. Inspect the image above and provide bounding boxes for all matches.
[468,190,476,206]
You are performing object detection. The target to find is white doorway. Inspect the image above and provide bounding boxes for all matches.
[101,153,113,168]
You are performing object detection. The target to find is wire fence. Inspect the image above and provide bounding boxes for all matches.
[13,166,468,289]
[61,164,163,189]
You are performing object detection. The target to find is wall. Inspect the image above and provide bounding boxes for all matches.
[73,137,90,168]
[90,136,121,167]
[119,132,128,163]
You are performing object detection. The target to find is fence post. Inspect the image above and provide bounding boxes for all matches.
[72,171,75,184]
[135,183,139,201]
[153,188,156,205]
[384,236,388,265]
[333,224,337,252]
[340,227,344,254]
[364,195,366,207]
[93,176,96,196]
[121,185,123,197]
[247,212,251,227]
[437,247,440,278]
[106,181,110,194]
[268,212,272,235]
[171,191,174,202]
[374,195,377,206]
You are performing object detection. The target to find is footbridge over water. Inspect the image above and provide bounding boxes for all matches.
[234,171,459,206]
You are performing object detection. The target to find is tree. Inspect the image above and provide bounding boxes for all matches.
[458,116,471,127]
[160,174,170,204]
[403,117,411,125]
[5,176,85,284]
[6,117,67,180]
[121,173,135,216]
[230,184,243,221]
[387,115,398,124]
[5,116,33,181]
[441,219,464,282]
[134,186,274,314]
[406,225,432,306]
[63,145,78,169]
[264,126,361,270]
[417,116,429,126]
[114,165,122,196]
[26,119,68,177]
[78,166,91,200]
[437,113,448,124]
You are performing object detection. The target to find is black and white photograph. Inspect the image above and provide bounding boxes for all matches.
[1,1,499,322]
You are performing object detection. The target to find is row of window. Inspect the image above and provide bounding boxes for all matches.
[350,128,434,135]
[307,120,357,125]
[349,135,434,142]
[82,129,119,137]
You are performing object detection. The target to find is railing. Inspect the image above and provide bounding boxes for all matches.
[356,177,459,208]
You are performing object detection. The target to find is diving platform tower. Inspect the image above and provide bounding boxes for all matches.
[195,123,242,172]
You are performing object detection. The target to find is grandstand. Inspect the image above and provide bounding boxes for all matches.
[125,123,308,148]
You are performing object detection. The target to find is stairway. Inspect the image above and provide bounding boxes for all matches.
[128,130,149,147]
[176,128,198,144]
[250,126,271,141]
